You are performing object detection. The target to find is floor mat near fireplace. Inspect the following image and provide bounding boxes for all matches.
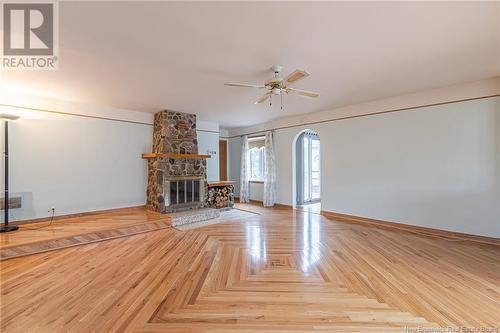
[172,209,259,231]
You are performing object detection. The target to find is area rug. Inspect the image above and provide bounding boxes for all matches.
[173,208,259,231]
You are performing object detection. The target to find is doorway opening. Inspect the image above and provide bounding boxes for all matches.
[219,140,227,181]
[294,130,320,213]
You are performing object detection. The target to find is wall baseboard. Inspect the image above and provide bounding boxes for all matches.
[235,197,293,210]
[321,210,499,246]
[11,205,147,226]
[273,203,293,210]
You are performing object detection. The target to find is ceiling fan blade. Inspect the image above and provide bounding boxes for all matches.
[224,83,265,89]
[285,69,310,83]
[286,88,319,98]
[254,92,271,104]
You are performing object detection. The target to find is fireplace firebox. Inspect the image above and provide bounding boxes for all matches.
[164,176,205,212]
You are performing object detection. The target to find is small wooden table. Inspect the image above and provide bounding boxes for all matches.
[207,181,236,210]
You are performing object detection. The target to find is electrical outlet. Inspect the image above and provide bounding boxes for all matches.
[48,207,55,214]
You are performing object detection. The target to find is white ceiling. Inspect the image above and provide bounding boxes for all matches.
[2,1,499,128]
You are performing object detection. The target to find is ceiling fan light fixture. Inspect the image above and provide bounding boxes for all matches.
[265,77,283,85]
[271,65,283,74]
[271,88,281,95]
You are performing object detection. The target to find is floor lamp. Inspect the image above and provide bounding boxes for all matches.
[1,113,20,233]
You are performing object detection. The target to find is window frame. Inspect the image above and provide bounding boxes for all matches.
[301,132,321,203]
[248,136,266,182]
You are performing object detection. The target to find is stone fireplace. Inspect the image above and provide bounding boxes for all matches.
[144,111,210,213]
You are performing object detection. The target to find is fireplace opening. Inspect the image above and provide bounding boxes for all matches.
[165,177,205,211]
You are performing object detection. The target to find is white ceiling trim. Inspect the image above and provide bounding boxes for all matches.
[0,91,153,124]
[224,77,500,138]
[0,92,220,132]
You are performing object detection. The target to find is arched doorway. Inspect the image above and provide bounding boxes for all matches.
[293,130,321,212]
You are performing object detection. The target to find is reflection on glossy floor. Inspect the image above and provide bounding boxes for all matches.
[297,201,321,214]
[1,204,499,332]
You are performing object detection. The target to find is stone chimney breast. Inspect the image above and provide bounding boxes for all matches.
[146,110,208,213]
[152,111,198,155]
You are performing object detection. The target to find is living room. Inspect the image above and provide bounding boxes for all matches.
[0,1,499,332]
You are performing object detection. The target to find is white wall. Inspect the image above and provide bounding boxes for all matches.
[227,97,500,237]
[0,109,221,222]
[227,136,241,193]
[0,111,152,222]
[197,130,220,182]
[497,98,500,225]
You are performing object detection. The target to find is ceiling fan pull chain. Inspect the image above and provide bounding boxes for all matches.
[270,95,272,107]
[281,93,283,111]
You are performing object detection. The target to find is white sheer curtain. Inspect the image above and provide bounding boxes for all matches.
[263,131,277,207]
[239,135,250,203]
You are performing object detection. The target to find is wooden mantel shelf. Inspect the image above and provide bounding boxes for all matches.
[141,153,211,159]
[208,181,236,187]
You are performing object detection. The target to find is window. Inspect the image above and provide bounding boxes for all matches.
[249,147,265,180]
[296,131,320,205]
[248,137,266,182]
[309,137,320,200]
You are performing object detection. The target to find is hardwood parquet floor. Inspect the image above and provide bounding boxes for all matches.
[1,205,499,332]
[0,220,170,260]
[0,207,165,248]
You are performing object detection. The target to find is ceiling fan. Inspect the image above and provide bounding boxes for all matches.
[224,65,319,110]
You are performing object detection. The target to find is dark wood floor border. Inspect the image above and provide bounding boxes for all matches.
[11,205,147,226]
[321,210,500,246]
[0,220,171,261]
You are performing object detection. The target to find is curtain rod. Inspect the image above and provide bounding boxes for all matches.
[242,130,275,139]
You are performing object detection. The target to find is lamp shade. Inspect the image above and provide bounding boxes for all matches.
[0,113,20,121]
